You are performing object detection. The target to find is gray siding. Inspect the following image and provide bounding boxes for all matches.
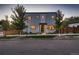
[24,12,57,33]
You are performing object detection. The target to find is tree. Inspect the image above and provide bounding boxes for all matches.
[62,20,69,27]
[0,20,10,30]
[55,10,64,35]
[67,16,79,24]
[0,15,10,31]
[11,4,26,34]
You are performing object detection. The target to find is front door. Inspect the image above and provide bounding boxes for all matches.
[39,23,47,33]
[41,24,44,33]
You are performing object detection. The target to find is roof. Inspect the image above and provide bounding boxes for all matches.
[68,23,79,27]
[26,12,57,14]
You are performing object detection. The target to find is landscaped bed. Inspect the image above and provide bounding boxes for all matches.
[0,36,17,41]
[25,35,55,39]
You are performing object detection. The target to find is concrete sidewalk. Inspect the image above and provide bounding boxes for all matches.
[4,33,79,37]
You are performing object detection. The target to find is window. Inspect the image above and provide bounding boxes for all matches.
[47,25,54,30]
[51,16,55,19]
[41,16,45,19]
[31,25,36,30]
[28,16,32,20]
[36,16,39,19]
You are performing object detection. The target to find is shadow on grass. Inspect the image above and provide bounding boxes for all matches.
[0,36,17,41]
[21,35,56,40]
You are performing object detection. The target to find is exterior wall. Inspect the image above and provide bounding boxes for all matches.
[24,12,57,33]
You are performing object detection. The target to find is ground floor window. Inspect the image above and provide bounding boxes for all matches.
[47,25,54,30]
[31,25,36,33]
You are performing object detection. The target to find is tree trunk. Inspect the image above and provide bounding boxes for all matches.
[58,29,61,37]
[59,29,60,37]
[19,30,22,35]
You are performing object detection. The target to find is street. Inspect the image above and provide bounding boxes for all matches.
[0,36,79,55]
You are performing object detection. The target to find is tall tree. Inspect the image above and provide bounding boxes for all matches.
[67,16,79,24]
[55,10,64,35]
[11,4,26,34]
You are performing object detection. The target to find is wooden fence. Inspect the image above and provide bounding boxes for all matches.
[2,26,79,35]
[4,30,21,35]
[60,26,79,33]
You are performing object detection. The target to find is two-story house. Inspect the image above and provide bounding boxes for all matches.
[24,12,57,34]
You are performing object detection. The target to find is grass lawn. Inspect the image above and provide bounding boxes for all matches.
[0,36,17,41]
[25,35,55,38]
[0,34,79,40]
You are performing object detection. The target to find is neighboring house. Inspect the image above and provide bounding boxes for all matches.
[68,23,79,27]
[60,23,79,33]
[24,12,57,34]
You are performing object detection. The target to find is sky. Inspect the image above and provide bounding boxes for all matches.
[0,4,79,21]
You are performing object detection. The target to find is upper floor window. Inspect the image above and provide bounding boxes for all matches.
[36,16,39,19]
[28,16,32,20]
[41,16,45,19]
[51,16,55,19]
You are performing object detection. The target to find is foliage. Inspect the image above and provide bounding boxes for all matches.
[0,20,10,30]
[62,20,69,27]
[11,4,26,30]
[67,16,79,24]
[55,10,64,32]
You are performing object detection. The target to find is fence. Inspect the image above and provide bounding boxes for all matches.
[2,26,79,36]
[4,30,21,35]
[60,26,79,33]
